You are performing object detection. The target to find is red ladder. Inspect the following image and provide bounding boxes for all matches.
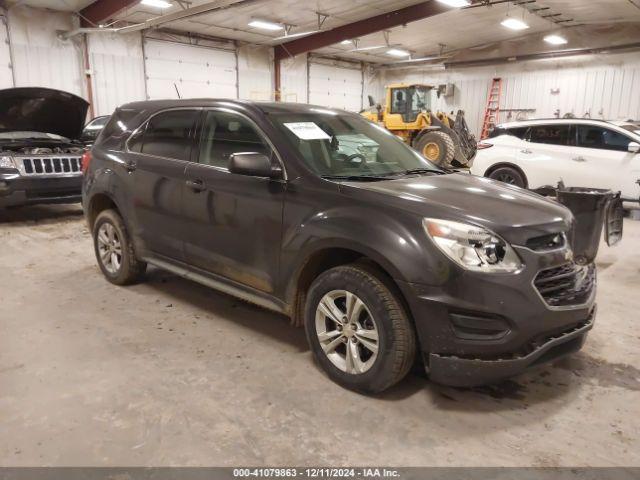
[480,77,502,139]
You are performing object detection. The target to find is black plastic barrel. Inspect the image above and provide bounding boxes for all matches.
[556,187,620,265]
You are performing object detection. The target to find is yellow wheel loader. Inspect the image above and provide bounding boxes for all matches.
[361,83,477,168]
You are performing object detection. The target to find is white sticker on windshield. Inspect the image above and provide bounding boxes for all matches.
[283,122,331,140]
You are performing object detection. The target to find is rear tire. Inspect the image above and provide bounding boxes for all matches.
[415,131,455,167]
[93,209,146,285]
[304,264,416,394]
[488,166,527,188]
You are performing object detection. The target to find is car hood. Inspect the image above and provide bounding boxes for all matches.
[0,87,89,140]
[341,173,573,246]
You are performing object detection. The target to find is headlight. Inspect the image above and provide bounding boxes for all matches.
[0,156,15,169]
[423,218,522,273]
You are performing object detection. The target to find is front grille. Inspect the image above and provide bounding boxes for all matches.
[534,262,596,307]
[19,156,82,176]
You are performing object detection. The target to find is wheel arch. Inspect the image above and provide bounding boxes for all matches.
[484,162,529,188]
[287,243,412,328]
[86,192,123,229]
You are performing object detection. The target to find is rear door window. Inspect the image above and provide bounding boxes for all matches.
[130,109,199,161]
[528,124,572,146]
[576,125,632,152]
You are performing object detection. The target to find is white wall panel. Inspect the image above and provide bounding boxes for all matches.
[144,39,237,100]
[308,60,363,112]
[8,6,84,97]
[383,52,640,137]
[280,53,307,103]
[238,44,272,101]
[0,12,13,88]
[88,33,146,116]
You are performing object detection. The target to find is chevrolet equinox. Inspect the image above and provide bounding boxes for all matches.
[82,100,596,393]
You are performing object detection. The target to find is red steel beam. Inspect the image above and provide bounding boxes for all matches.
[274,1,450,61]
[79,0,139,27]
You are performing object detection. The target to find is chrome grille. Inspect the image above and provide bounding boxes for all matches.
[534,263,596,307]
[19,156,82,176]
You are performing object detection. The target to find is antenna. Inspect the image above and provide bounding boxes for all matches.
[174,83,181,99]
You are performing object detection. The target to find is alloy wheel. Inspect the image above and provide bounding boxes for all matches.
[97,222,123,274]
[496,173,516,184]
[315,290,379,374]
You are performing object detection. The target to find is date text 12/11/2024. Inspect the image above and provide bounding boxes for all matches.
[233,468,401,478]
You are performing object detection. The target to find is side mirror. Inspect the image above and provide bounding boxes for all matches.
[628,142,640,154]
[228,152,281,178]
[368,95,375,107]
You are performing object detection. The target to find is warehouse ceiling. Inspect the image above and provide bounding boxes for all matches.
[10,0,640,64]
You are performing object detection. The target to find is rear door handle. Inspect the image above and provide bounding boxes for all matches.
[572,156,586,162]
[520,149,532,154]
[124,160,137,172]
[186,179,205,192]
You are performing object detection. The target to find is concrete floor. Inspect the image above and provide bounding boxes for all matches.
[1,204,639,467]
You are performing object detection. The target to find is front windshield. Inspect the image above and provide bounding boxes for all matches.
[620,124,640,136]
[0,131,68,141]
[269,111,440,178]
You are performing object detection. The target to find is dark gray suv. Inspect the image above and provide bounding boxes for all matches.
[82,100,595,393]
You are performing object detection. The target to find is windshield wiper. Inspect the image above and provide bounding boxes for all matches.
[401,168,447,176]
[321,174,393,181]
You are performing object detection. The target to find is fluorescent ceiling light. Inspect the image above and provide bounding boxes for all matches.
[272,30,319,41]
[350,45,387,52]
[248,19,283,31]
[387,48,411,57]
[544,34,568,45]
[340,40,352,45]
[436,0,471,7]
[140,0,172,8]
[501,17,529,30]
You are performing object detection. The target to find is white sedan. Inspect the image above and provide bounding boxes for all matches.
[471,118,640,202]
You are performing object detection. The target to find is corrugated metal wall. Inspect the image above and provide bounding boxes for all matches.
[3,5,639,134]
[89,33,146,117]
[8,6,85,97]
[383,53,640,137]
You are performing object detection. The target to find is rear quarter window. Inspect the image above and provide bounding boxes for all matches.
[95,108,145,149]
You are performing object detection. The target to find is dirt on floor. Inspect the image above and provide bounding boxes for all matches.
[0,204,639,467]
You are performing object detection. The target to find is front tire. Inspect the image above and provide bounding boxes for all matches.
[93,209,146,285]
[304,264,416,394]
[415,131,455,167]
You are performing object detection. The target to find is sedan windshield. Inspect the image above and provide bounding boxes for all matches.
[269,111,441,178]
[620,123,640,136]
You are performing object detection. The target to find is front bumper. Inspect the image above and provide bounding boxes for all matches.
[428,309,594,387]
[0,172,82,207]
[397,244,596,387]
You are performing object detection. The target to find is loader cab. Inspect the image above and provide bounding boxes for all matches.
[387,84,433,124]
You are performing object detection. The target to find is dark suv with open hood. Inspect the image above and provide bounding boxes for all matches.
[82,100,596,393]
[0,87,88,208]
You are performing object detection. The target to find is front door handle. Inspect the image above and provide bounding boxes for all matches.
[124,160,137,172]
[572,156,587,162]
[186,179,205,192]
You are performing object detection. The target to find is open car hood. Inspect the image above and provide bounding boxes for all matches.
[0,87,90,140]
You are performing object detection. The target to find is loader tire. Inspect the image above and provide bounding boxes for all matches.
[415,131,455,167]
